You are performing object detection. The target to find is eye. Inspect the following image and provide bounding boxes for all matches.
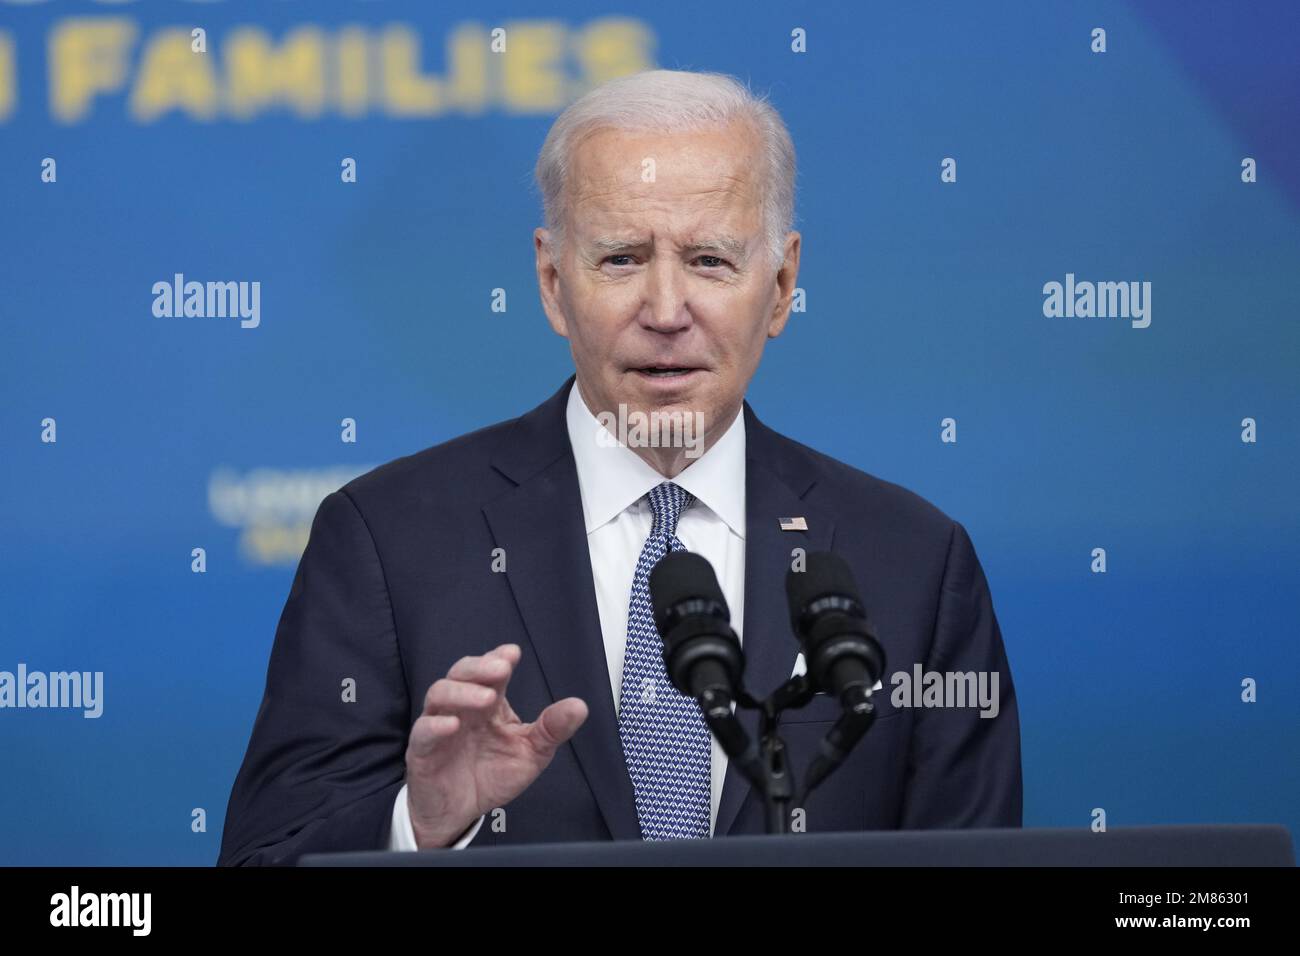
[603,255,635,267]
[695,255,728,269]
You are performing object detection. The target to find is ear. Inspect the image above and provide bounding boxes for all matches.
[766,231,801,338]
[535,228,569,338]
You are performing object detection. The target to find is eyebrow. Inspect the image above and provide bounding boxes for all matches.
[588,234,750,261]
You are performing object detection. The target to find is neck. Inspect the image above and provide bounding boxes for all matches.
[631,443,700,479]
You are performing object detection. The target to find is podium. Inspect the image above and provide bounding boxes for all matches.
[300,824,1294,867]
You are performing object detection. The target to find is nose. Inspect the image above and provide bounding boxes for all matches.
[639,253,693,334]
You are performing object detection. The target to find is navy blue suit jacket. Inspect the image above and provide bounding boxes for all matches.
[218,378,1021,865]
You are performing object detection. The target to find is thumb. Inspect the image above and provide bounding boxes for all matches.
[526,697,588,756]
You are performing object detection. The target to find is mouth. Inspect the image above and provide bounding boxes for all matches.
[630,364,703,379]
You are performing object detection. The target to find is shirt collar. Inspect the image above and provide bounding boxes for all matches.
[564,380,746,539]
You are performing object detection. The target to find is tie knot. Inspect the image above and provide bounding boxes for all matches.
[646,481,693,536]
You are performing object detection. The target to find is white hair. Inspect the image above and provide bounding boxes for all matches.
[534,69,797,269]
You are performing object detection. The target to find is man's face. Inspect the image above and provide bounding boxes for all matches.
[535,120,800,464]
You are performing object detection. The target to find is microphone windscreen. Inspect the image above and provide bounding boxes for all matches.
[785,551,863,630]
[649,551,726,626]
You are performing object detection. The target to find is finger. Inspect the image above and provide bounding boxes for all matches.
[445,644,521,693]
[407,713,460,758]
[421,677,499,717]
[525,697,588,757]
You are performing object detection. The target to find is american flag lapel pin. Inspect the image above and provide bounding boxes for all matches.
[778,516,808,532]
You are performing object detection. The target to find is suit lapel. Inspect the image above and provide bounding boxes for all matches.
[714,403,834,837]
[481,378,642,840]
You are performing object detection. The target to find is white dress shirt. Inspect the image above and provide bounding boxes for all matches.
[389,380,747,850]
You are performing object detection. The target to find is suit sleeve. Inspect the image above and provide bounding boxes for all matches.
[898,520,1023,828]
[217,489,411,865]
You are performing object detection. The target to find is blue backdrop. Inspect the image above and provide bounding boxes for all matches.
[1,0,1296,865]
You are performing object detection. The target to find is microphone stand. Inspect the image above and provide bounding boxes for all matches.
[704,674,878,834]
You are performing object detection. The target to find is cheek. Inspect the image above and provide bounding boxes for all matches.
[570,285,639,339]
[567,310,628,370]
[717,305,774,365]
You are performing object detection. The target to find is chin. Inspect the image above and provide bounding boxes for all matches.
[636,391,709,418]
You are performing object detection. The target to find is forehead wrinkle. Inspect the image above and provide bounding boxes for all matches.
[569,146,764,261]
[563,121,766,222]
[574,180,749,215]
[571,146,762,204]
[574,185,761,246]
[583,232,752,261]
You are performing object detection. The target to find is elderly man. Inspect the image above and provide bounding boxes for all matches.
[218,69,1020,865]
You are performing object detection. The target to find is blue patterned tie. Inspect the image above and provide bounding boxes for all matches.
[617,481,712,840]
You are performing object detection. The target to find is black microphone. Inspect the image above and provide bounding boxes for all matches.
[785,552,886,714]
[648,551,744,720]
